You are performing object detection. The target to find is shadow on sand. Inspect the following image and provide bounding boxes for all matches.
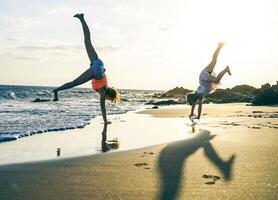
[158,130,235,200]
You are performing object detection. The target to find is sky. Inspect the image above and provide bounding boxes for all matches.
[0,0,277,90]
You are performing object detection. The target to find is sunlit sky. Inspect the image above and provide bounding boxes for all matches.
[0,0,277,90]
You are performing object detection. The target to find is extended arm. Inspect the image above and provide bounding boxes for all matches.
[207,42,225,73]
[189,102,197,118]
[98,88,110,124]
[100,94,108,124]
[197,97,203,119]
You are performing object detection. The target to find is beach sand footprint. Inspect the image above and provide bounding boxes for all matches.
[202,174,221,185]
[141,152,154,157]
[144,167,151,170]
[135,162,148,167]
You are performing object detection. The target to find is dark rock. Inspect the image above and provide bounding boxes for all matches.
[261,83,271,90]
[230,84,257,95]
[48,128,59,132]
[66,127,76,130]
[145,99,181,106]
[252,87,278,106]
[152,106,159,109]
[205,89,252,104]
[36,130,44,134]
[159,87,192,98]
[32,98,51,102]
[147,82,278,105]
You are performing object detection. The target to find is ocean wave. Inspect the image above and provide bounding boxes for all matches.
[7,92,17,99]
[0,85,96,100]
[0,85,158,143]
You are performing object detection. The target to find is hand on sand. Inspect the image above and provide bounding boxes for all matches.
[73,13,84,19]
[218,42,226,48]
[188,114,195,121]
[192,116,200,120]
[188,113,195,119]
[189,114,199,123]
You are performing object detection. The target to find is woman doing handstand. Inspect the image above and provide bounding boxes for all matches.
[53,13,120,124]
[187,42,231,121]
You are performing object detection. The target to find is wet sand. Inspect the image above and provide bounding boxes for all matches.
[0,103,277,199]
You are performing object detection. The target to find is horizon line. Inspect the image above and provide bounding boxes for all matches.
[1,81,277,91]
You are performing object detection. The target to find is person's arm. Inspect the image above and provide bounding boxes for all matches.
[207,42,225,73]
[100,94,108,123]
[196,97,203,119]
[99,89,111,124]
[189,102,197,118]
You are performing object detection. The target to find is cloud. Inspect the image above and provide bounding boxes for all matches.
[17,44,83,51]
[158,25,169,32]
[0,16,40,28]
[5,37,18,43]
[1,52,37,60]
[43,6,74,15]
[15,44,118,56]
[95,45,118,52]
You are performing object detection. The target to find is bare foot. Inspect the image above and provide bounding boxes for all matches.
[226,66,232,75]
[218,41,226,48]
[73,13,84,19]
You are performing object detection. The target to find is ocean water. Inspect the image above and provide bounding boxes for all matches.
[0,85,159,142]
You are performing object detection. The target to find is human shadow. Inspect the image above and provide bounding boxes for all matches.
[101,123,120,153]
[158,130,235,200]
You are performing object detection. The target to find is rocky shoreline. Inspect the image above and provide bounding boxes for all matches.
[146,82,278,106]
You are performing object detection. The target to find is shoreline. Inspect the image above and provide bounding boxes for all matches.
[0,108,277,199]
[0,106,191,166]
[0,103,278,199]
[0,105,278,200]
[1,103,277,166]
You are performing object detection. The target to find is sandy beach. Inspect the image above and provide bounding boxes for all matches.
[0,103,277,200]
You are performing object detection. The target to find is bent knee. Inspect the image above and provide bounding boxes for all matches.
[210,76,219,83]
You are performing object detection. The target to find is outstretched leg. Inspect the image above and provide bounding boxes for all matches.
[207,42,225,73]
[211,66,231,83]
[53,14,99,101]
[74,13,98,62]
[53,68,94,101]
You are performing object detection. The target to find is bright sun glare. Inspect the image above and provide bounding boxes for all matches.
[184,0,275,71]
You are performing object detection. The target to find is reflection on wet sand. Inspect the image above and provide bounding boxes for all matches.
[101,124,120,153]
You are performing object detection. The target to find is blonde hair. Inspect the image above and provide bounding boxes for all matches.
[111,87,120,103]
[106,87,120,103]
